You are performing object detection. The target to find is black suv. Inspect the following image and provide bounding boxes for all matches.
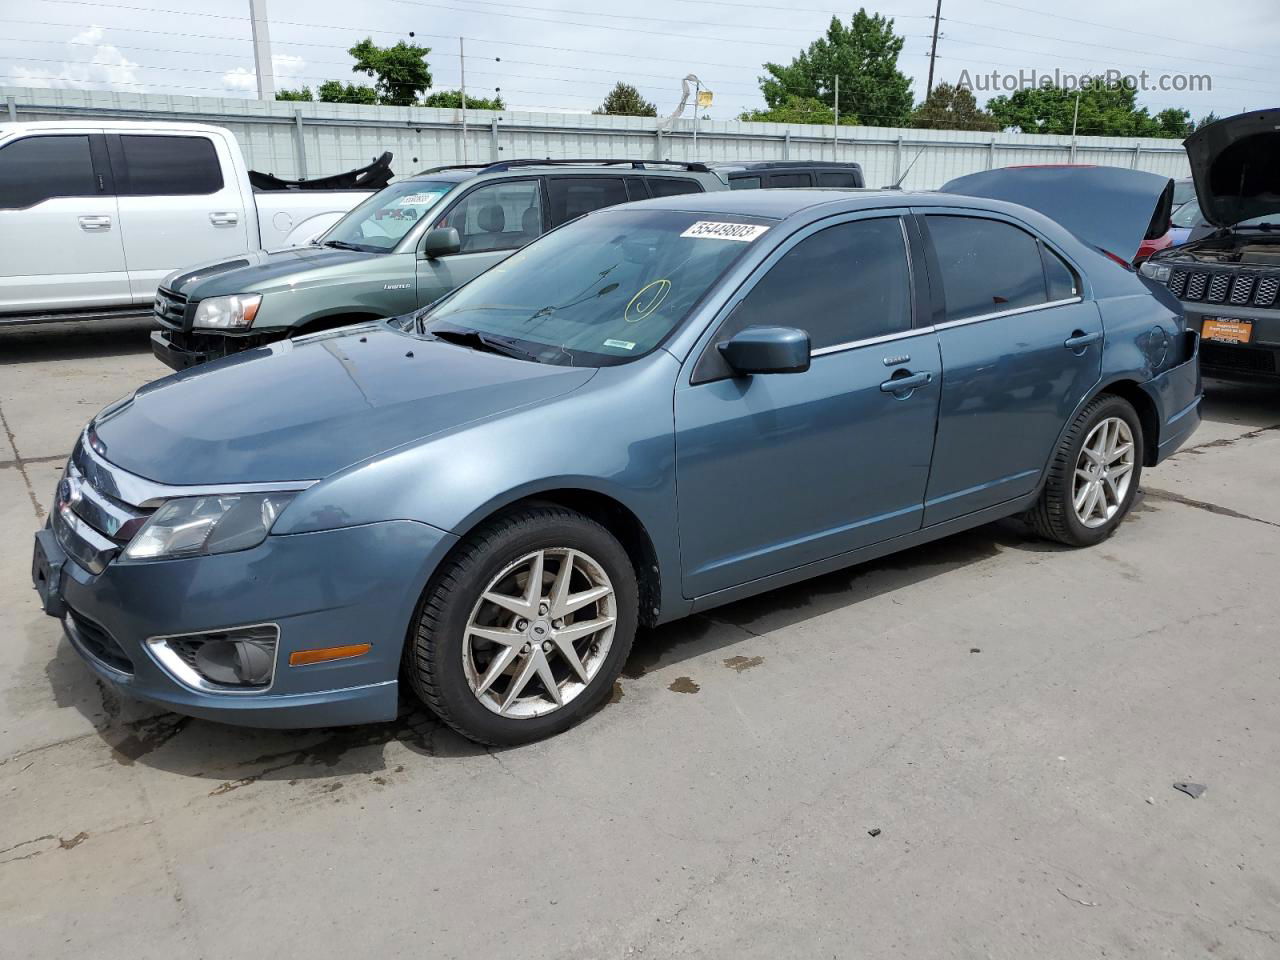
[708,160,865,190]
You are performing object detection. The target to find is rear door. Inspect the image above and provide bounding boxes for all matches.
[918,209,1101,525]
[415,177,543,307]
[0,131,129,314]
[109,132,250,301]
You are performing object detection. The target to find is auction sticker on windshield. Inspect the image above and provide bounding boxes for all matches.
[680,221,770,242]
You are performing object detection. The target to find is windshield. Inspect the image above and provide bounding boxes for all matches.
[1172,180,1196,207]
[320,179,453,252]
[1172,201,1205,228]
[415,209,771,366]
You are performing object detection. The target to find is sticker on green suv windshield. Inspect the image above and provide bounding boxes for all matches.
[680,221,770,242]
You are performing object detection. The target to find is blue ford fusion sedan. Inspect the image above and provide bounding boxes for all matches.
[33,170,1202,745]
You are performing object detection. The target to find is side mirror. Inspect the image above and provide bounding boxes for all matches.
[421,227,461,259]
[717,326,810,376]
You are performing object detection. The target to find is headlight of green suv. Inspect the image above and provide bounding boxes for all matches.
[122,492,296,561]
[192,293,262,330]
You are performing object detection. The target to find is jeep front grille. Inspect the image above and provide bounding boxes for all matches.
[1168,268,1280,308]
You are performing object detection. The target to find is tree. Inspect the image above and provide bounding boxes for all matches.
[753,9,913,127]
[986,81,1190,138]
[317,80,379,105]
[348,37,433,106]
[740,95,845,125]
[275,86,313,102]
[422,90,505,110]
[910,82,997,131]
[593,82,657,118]
[1192,111,1220,132]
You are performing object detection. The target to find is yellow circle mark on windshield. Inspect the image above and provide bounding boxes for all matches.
[625,279,671,323]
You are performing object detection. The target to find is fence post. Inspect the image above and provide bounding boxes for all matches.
[894,135,903,182]
[292,108,308,179]
[783,130,790,160]
[988,138,995,170]
[5,96,15,123]
[490,117,499,161]
[1132,141,1142,169]
[655,127,663,161]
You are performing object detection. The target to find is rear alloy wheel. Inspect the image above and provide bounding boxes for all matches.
[1027,394,1144,547]
[405,505,637,745]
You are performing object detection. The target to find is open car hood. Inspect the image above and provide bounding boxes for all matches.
[940,165,1174,263]
[1184,109,1280,228]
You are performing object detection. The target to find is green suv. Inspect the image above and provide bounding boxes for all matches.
[150,159,725,369]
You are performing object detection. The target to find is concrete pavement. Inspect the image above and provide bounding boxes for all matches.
[2,319,1278,959]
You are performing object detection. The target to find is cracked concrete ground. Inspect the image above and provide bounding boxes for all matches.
[3,319,1279,959]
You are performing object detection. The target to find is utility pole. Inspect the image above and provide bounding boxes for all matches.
[249,0,275,100]
[459,37,468,163]
[926,0,942,100]
[832,74,839,160]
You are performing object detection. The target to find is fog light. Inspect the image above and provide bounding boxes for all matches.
[147,624,279,692]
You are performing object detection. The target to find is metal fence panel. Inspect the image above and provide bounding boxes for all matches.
[1,86,1191,188]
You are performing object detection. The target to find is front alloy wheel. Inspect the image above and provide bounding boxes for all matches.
[405,505,638,745]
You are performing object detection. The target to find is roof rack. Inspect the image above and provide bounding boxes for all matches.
[476,158,711,174]
[414,162,495,175]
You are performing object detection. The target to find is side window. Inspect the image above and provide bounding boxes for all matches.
[1041,243,1079,300]
[730,217,912,350]
[0,135,97,209]
[926,215,1047,322]
[435,179,543,254]
[547,177,629,226]
[767,172,813,188]
[730,176,761,190]
[624,179,649,202]
[117,136,223,195]
[645,177,703,197]
[816,172,858,187]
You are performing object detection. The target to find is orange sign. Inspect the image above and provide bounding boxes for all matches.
[1202,318,1252,344]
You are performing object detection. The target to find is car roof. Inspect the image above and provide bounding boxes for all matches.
[708,161,864,173]
[600,188,910,219]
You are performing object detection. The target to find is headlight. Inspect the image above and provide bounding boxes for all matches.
[192,294,262,330]
[122,492,296,561]
[1139,261,1172,283]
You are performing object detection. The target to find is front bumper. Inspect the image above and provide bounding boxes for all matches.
[1183,305,1280,380]
[33,519,457,728]
[150,329,280,371]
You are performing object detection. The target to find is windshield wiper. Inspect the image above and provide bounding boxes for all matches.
[321,240,366,251]
[429,327,540,362]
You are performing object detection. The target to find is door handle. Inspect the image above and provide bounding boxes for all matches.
[78,215,111,230]
[1064,330,1101,351]
[209,211,239,225]
[880,370,933,396]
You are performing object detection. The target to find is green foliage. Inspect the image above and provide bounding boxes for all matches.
[910,82,998,131]
[347,37,433,106]
[986,81,1192,138]
[753,9,913,127]
[1192,111,1220,132]
[316,80,379,105]
[422,90,506,110]
[593,82,657,118]
[274,86,313,102]
[739,95,855,125]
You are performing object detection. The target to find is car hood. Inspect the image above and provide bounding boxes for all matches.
[1184,109,1280,228]
[92,324,596,485]
[162,246,378,299]
[940,165,1174,263]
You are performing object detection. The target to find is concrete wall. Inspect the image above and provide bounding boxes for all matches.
[1,86,1191,188]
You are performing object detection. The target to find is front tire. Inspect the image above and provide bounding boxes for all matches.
[1027,394,1144,547]
[404,504,638,746]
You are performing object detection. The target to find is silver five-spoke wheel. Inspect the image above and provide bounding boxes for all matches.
[1073,416,1135,528]
[463,548,617,718]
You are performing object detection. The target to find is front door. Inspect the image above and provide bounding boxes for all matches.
[416,178,543,307]
[919,211,1103,524]
[674,214,941,598]
[0,131,130,314]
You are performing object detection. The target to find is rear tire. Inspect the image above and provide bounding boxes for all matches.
[1027,394,1144,547]
[404,504,637,746]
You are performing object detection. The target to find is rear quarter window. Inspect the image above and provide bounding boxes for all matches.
[645,177,703,197]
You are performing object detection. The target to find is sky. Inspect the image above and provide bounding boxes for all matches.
[3,0,1278,126]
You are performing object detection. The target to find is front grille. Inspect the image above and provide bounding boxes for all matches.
[1169,267,1280,308]
[153,287,188,331]
[1201,342,1278,375]
[68,609,134,674]
[52,440,153,574]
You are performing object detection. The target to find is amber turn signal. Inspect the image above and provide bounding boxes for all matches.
[288,643,371,666]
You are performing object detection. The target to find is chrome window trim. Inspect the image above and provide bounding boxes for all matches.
[811,325,937,357]
[145,622,281,696]
[78,429,316,509]
[934,296,1083,332]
